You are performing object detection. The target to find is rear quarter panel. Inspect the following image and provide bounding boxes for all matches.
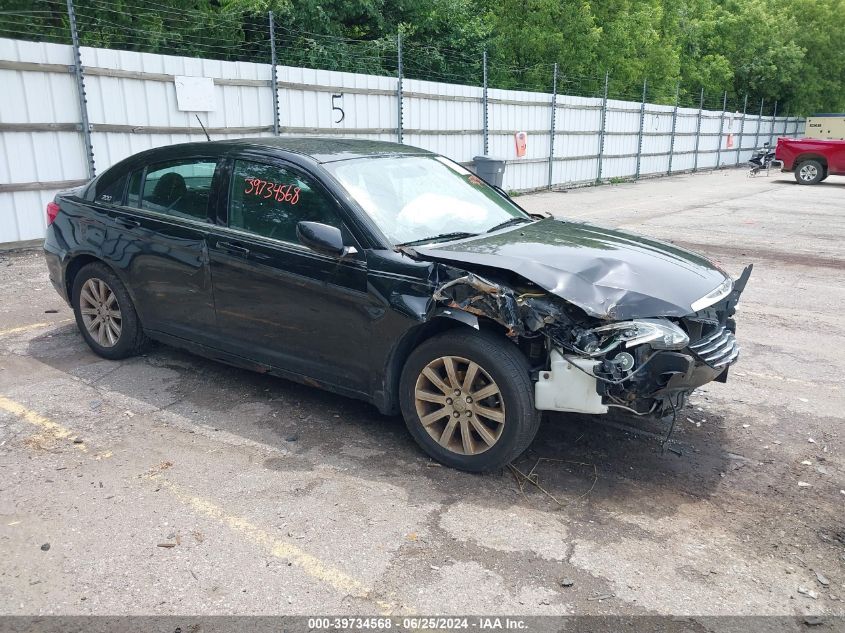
[45,193,144,312]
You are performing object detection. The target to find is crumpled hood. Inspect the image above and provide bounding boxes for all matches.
[414,218,729,320]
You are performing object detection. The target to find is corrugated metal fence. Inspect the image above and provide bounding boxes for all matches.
[0,36,804,245]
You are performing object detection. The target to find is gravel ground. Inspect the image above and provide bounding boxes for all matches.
[0,168,843,618]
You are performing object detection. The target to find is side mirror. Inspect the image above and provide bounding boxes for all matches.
[296,221,357,258]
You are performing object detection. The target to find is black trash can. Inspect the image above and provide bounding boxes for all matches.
[472,156,507,188]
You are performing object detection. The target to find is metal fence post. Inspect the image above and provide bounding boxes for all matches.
[692,88,704,172]
[547,63,557,189]
[595,71,609,184]
[268,11,280,136]
[635,78,647,180]
[735,94,747,166]
[396,30,403,144]
[66,0,95,178]
[768,100,778,146]
[667,82,679,175]
[753,98,764,150]
[715,91,727,168]
[482,50,488,156]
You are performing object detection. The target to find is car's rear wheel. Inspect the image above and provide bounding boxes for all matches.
[795,159,824,185]
[399,330,541,472]
[72,262,148,360]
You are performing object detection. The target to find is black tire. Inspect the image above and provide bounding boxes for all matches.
[399,329,541,472]
[71,262,148,360]
[794,159,824,185]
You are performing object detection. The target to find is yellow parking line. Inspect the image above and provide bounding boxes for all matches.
[0,395,86,452]
[151,474,399,613]
[0,396,402,613]
[0,319,73,337]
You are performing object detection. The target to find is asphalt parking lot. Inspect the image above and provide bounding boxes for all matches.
[1,169,843,617]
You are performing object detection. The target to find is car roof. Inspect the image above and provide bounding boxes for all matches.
[141,137,435,164]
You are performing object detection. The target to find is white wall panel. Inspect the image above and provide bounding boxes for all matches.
[1,37,804,244]
[0,38,85,243]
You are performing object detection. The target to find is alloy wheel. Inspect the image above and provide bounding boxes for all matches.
[799,164,818,181]
[79,278,122,347]
[413,355,505,456]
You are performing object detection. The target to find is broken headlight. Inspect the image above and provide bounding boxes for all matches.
[579,318,689,354]
[691,277,733,312]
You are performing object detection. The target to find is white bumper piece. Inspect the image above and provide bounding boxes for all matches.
[534,350,608,414]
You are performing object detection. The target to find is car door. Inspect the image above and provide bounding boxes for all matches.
[111,157,221,347]
[206,156,374,394]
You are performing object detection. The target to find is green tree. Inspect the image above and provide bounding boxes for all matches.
[479,0,601,91]
[1,0,843,112]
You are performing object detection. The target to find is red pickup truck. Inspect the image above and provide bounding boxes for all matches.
[776,137,845,184]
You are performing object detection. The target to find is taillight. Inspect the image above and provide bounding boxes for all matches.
[46,201,60,225]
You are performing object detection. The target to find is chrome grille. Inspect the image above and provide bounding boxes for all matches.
[688,326,740,368]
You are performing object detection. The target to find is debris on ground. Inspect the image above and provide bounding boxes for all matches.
[797,586,819,599]
[560,579,575,588]
[40,543,50,551]
[507,458,597,508]
[157,543,176,548]
[815,571,829,587]
[797,481,812,488]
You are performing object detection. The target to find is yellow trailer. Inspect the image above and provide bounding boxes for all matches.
[805,114,845,140]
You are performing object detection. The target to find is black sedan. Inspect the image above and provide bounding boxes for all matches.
[43,138,751,471]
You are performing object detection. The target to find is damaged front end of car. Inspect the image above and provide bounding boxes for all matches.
[429,264,753,422]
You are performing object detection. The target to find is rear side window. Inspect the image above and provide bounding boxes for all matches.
[139,159,216,221]
[93,171,127,205]
[228,160,342,243]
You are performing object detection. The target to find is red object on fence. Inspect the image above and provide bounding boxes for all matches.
[514,131,527,157]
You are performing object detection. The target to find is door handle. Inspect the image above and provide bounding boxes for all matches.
[216,241,250,257]
[114,216,140,229]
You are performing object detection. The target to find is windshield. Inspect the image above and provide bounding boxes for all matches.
[323,155,530,245]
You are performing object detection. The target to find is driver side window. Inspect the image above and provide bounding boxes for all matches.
[229,160,342,243]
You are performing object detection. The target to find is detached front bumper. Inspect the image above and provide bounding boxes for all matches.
[534,345,733,416]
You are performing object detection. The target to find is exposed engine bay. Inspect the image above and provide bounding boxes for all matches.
[429,264,753,423]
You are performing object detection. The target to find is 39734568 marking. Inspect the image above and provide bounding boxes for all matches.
[243,177,300,204]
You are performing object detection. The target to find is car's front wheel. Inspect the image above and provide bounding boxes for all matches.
[399,330,541,472]
[795,159,824,185]
[71,262,148,360]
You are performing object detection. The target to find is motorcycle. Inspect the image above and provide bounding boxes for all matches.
[748,142,779,176]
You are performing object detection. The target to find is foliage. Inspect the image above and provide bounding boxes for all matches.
[0,0,842,113]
